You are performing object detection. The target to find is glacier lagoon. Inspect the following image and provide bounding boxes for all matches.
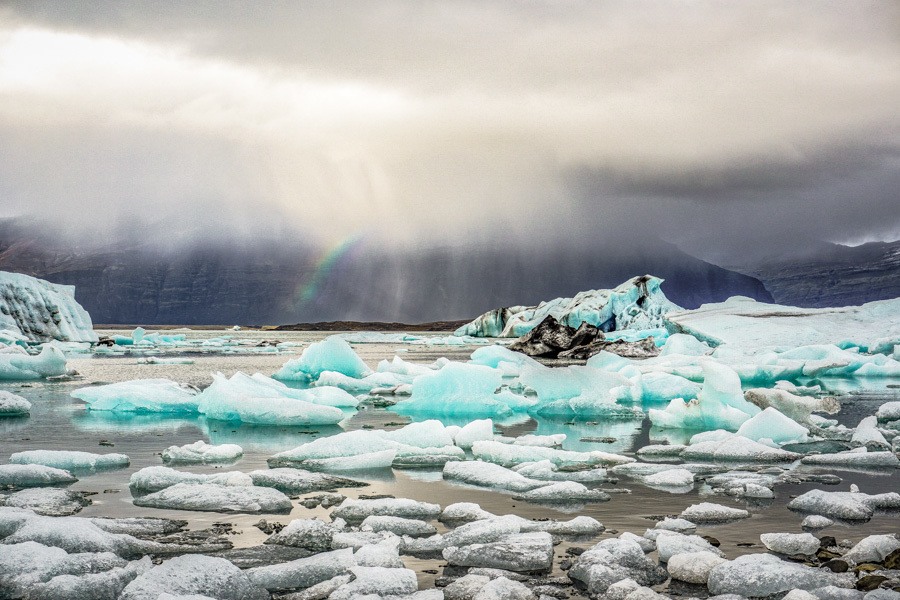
[1,327,899,598]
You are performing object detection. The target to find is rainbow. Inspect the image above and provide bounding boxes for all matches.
[294,235,365,308]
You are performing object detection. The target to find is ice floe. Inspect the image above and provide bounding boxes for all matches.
[72,379,200,414]
[0,390,30,416]
[0,463,77,487]
[162,440,243,464]
[10,450,130,472]
[132,483,293,513]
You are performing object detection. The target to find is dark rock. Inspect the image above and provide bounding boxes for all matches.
[508,315,660,360]
[884,548,900,570]
[819,536,837,549]
[821,559,850,573]
[857,575,889,591]
[702,536,721,547]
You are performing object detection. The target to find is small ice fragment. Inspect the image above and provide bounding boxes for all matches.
[788,488,900,521]
[666,550,726,584]
[643,469,694,488]
[679,502,749,523]
[161,440,243,464]
[800,514,834,530]
[264,518,337,551]
[248,467,365,494]
[361,515,436,537]
[328,566,418,600]
[841,534,900,564]
[707,553,854,596]
[0,464,77,487]
[0,390,30,416]
[512,481,611,504]
[331,497,441,524]
[10,450,129,472]
[760,532,820,556]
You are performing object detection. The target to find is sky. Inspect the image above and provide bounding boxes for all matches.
[1,1,898,263]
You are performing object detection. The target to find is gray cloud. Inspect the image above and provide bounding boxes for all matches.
[0,1,897,262]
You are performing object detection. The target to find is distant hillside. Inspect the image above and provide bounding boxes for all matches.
[0,218,772,325]
[732,240,900,308]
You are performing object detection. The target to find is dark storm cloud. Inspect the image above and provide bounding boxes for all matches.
[0,1,897,258]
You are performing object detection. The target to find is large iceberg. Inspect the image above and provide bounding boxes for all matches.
[0,271,97,343]
[456,275,680,337]
[666,295,900,352]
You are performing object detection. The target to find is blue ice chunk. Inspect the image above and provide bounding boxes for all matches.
[273,337,371,382]
[395,363,535,418]
[72,379,199,414]
[0,345,68,380]
[735,407,809,445]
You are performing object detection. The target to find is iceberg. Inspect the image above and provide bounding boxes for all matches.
[760,532,820,556]
[161,440,243,464]
[0,463,77,487]
[735,407,809,444]
[72,379,199,414]
[245,548,355,591]
[119,554,269,600]
[679,502,749,523]
[665,295,900,353]
[0,345,68,380]
[0,487,90,516]
[787,488,900,521]
[456,275,680,338]
[666,550,726,584]
[272,336,371,382]
[197,373,346,426]
[707,553,854,596]
[361,515,436,537]
[328,566,418,600]
[443,531,554,572]
[679,432,802,462]
[331,497,441,524]
[10,450,129,472]
[129,466,252,493]
[800,448,900,469]
[0,271,97,343]
[132,483,293,513]
[649,361,758,430]
[248,467,366,494]
[743,387,840,428]
[264,517,338,550]
[567,538,668,595]
[512,480,610,503]
[0,390,31,416]
[471,440,634,468]
[396,362,535,418]
[454,418,495,450]
[442,461,547,493]
[850,415,890,450]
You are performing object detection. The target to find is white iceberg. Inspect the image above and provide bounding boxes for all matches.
[443,461,547,493]
[707,553,854,596]
[119,554,268,600]
[10,450,129,472]
[328,566,418,600]
[248,467,365,494]
[161,440,243,464]
[246,548,355,591]
[760,532,820,556]
[132,483,292,513]
[666,295,900,353]
[0,390,30,416]
[361,516,436,537]
[0,463,77,487]
[0,488,90,516]
[129,466,252,493]
[471,440,633,468]
[0,271,97,343]
[787,488,900,521]
[331,497,441,524]
[679,502,749,523]
[666,550,725,584]
[443,531,554,572]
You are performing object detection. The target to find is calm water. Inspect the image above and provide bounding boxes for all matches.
[2,329,898,591]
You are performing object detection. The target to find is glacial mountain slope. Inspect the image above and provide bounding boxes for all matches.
[0,219,771,325]
[732,241,900,308]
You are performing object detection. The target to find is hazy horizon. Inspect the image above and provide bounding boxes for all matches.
[1,1,898,268]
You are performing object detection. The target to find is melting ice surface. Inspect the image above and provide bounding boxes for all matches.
[1,289,899,599]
